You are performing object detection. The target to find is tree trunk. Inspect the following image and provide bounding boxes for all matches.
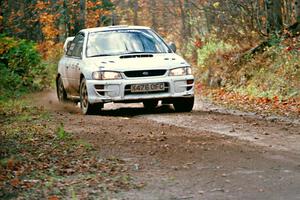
[178,0,187,43]
[295,0,300,22]
[161,0,168,34]
[79,0,86,29]
[184,0,192,39]
[63,0,71,37]
[150,0,158,30]
[133,0,138,25]
[0,2,3,33]
[265,0,283,33]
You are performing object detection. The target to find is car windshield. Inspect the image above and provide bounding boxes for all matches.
[86,29,170,57]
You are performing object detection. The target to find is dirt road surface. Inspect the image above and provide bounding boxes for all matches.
[34,90,300,200]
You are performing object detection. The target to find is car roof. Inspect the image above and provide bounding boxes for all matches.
[81,25,151,33]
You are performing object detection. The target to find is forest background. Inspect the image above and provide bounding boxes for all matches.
[1,1,300,198]
[1,0,300,116]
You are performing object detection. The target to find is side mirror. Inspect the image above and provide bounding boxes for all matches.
[63,36,75,53]
[168,42,177,53]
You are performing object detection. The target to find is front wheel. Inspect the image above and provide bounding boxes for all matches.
[173,97,194,112]
[80,78,103,115]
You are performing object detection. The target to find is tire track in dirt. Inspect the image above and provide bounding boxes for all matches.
[30,90,300,200]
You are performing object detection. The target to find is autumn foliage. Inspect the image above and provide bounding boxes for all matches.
[203,87,300,117]
[0,35,47,98]
[0,0,114,42]
[0,0,299,116]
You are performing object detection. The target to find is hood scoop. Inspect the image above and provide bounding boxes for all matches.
[120,54,153,59]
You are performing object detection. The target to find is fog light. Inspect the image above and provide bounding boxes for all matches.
[187,80,194,85]
[95,85,105,96]
[187,80,194,91]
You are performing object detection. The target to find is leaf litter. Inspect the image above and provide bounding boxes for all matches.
[0,102,139,199]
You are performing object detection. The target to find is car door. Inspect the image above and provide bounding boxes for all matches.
[62,40,76,93]
[68,33,85,95]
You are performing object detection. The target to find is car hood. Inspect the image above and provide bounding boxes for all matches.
[84,53,189,72]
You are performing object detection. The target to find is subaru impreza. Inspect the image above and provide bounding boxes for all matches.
[56,26,194,114]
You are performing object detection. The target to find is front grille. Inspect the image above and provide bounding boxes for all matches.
[124,83,169,95]
[124,70,167,78]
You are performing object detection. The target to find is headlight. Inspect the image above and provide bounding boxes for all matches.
[169,67,192,76]
[186,67,192,75]
[92,71,122,80]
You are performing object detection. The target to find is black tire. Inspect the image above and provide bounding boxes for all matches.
[173,97,194,112]
[143,99,158,110]
[80,78,103,115]
[57,76,68,102]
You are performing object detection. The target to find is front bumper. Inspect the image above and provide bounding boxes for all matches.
[86,75,194,104]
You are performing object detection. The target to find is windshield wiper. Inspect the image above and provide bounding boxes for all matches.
[89,54,115,57]
[123,51,157,54]
[89,52,159,57]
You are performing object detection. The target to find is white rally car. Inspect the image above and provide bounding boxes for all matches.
[56,26,194,115]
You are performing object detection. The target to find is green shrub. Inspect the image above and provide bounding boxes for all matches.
[0,35,47,99]
[197,38,233,66]
[194,34,300,100]
[192,37,235,85]
[0,65,24,99]
[235,46,300,99]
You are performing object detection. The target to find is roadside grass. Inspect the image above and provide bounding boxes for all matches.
[0,99,137,199]
[195,35,300,117]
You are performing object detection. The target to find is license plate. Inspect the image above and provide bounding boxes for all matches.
[131,83,165,93]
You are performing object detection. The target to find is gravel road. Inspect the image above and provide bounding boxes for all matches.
[34,90,300,200]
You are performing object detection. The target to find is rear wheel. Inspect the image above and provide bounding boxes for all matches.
[173,97,194,112]
[57,77,68,102]
[143,99,158,110]
[80,78,103,115]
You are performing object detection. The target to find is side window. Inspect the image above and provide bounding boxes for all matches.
[66,33,84,58]
[72,34,84,58]
[66,42,75,56]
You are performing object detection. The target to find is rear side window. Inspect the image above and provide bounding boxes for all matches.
[66,42,75,56]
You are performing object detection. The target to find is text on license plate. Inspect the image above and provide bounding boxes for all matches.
[131,83,165,93]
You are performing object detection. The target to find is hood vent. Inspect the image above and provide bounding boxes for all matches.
[120,54,153,59]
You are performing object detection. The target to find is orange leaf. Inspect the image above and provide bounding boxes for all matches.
[48,196,59,200]
[0,175,5,181]
[10,178,20,187]
[7,159,14,170]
